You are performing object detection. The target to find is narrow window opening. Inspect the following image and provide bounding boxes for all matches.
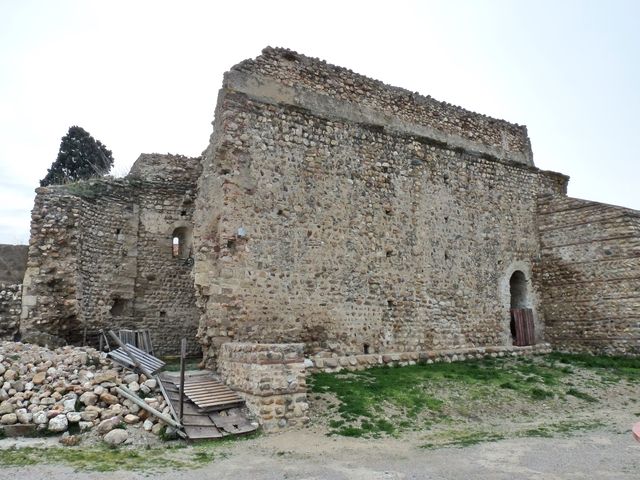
[159,310,166,318]
[171,226,193,259]
[180,210,187,217]
[172,236,180,257]
[116,228,121,235]
[363,343,370,354]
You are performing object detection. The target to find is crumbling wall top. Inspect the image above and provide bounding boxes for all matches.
[128,153,202,184]
[228,47,534,165]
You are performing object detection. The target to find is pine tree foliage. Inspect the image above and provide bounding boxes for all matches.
[40,126,114,186]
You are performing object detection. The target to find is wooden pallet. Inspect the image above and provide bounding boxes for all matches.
[157,372,256,440]
[178,376,244,412]
[107,343,165,375]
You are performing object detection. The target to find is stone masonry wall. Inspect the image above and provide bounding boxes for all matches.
[536,195,640,355]
[231,47,534,165]
[0,244,28,340]
[218,342,309,431]
[194,49,569,367]
[0,284,22,340]
[22,154,202,355]
[309,343,552,372]
[0,244,28,284]
[22,192,82,342]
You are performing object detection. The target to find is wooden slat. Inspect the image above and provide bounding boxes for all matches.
[181,414,218,427]
[107,343,165,374]
[183,425,225,439]
[511,308,535,346]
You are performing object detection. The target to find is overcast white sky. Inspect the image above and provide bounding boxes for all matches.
[1,0,639,244]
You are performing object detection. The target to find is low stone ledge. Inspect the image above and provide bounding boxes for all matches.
[308,343,552,373]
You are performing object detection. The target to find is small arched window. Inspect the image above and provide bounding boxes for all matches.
[171,226,192,259]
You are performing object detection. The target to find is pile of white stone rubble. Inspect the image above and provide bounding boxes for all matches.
[0,341,177,445]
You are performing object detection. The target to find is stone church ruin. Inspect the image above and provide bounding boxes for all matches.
[5,47,639,371]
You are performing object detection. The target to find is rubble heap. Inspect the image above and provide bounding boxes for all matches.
[0,341,174,444]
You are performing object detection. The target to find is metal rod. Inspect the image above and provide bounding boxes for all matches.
[179,338,186,422]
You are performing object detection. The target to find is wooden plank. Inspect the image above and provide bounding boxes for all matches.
[183,425,225,439]
[195,400,244,409]
[181,414,216,427]
[187,393,241,400]
[157,374,181,428]
[183,385,232,392]
[188,393,239,401]
[116,386,181,429]
[184,389,239,397]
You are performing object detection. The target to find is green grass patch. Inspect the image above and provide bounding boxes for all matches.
[530,387,554,400]
[310,356,573,437]
[421,430,506,449]
[0,445,190,472]
[548,352,640,382]
[566,388,598,403]
[0,431,258,471]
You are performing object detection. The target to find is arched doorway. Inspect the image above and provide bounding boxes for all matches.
[510,270,528,308]
[509,270,527,341]
[508,270,535,346]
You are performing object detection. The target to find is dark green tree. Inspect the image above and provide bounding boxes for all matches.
[40,126,114,186]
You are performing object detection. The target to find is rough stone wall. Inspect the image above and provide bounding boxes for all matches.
[21,192,82,342]
[536,195,640,355]
[218,342,309,431]
[232,47,534,165]
[194,48,569,366]
[22,154,202,355]
[0,244,28,284]
[0,284,22,340]
[0,245,28,340]
[310,343,552,372]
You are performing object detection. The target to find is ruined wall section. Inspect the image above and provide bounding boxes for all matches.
[23,154,202,355]
[21,190,83,342]
[0,244,28,340]
[537,196,640,355]
[0,284,22,340]
[0,244,28,284]
[230,47,534,165]
[194,57,567,366]
[132,160,202,355]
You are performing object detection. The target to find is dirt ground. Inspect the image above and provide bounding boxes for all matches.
[1,415,639,479]
[2,355,640,479]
